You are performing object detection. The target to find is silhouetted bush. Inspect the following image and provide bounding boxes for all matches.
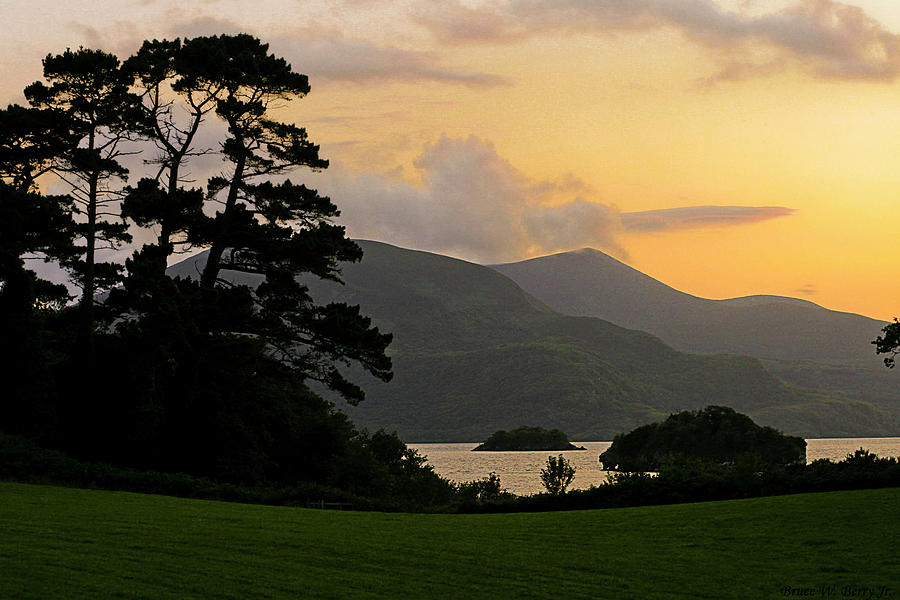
[540,454,576,494]
[0,432,390,509]
[461,447,900,513]
[0,431,460,512]
[457,472,513,506]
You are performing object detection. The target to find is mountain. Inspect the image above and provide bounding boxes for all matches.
[491,248,886,365]
[491,248,900,432]
[169,241,900,440]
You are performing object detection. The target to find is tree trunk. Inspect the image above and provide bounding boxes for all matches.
[200,148,246,289]
[154,161,180,277]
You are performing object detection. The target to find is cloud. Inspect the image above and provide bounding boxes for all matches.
[694,59,786,88]
[310,136,625,263]
[620,205,796,232]
[43,13,510,90]
[417,0,900,82]
[64,20,145,57]
[168,17,509,87]
[275,30,509,87]
[793,283,817,296]
[310,139,798,263]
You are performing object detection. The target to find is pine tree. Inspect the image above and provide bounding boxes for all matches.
[24,48,144,342]
[0,103,78,303]
[112,35,390,403]
[177,34,393,402]
[120,38,220,278]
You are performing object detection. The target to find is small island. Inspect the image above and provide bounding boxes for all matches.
[473,426,586,451]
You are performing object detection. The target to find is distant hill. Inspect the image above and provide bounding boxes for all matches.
[168,241,900,441]
[490,248,900,433]
[491,248,886,365]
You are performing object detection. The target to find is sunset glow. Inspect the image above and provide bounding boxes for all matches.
[3,0,900,318]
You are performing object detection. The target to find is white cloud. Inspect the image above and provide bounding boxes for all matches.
[308,138,799,263]
[312,136,625,263]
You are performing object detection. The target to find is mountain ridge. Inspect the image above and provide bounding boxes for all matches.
[167,241,900,440]
[490,247,885,365]
[556,248,848,312]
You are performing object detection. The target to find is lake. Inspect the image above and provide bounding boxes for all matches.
[410,437,900,496]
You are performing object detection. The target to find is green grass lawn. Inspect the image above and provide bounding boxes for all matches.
[1,482,897,599]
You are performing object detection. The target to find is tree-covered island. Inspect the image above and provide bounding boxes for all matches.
[598,405,806,471]
[473,426,586,451]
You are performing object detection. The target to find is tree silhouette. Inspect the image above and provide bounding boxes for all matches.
[0,103,78,305]
[540,454,576,495]
[174,34,392,402]
[120,38,222,278]
[0,104,78,436]
[874,319,900,368]
[0,34,398,494]
[24,48,143,344]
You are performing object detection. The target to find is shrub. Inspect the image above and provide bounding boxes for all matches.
[540,454,576,495]
[458,472,509,503]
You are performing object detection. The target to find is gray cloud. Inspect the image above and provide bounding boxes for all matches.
[310,135,625,263]
[51,13,510,89]
[417,0,900,82]
[168,17,509,87]
[793,283,817,296]
[277,31,509,87]
[621,205,796,232]
[64,21,145,57]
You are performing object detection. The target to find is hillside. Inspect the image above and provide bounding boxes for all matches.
[491,248,886,365]
[490,249,900,425]
[169,241,900,440]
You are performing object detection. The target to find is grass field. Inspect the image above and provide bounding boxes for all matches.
[1,482,897,599]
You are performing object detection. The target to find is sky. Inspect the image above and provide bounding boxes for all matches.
[2,0,900,320]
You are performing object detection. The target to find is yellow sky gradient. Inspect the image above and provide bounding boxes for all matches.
[3,0,900,319]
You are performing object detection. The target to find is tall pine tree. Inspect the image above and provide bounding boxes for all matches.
[181,35,392,402]
[24,48,144,344]
[120,38,219,278]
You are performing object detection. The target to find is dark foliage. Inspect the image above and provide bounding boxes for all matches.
[456,472,512,504]
[873,318,900,368]
[0,35,449,510]
[540,454,576,494]
[598,406,806,471]
[25,48,141,341]
[0,432,398,511]
[461,449,900,514]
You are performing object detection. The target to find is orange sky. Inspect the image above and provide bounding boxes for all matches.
[3,0,900,319]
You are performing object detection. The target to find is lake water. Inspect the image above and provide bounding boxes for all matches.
[410,438,900,496]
